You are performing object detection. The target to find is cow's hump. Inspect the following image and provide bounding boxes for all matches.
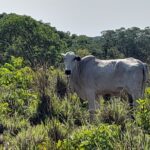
[81,55,95,63]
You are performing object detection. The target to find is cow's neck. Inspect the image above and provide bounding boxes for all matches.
[71,62,80,77]
[70,62,84,98]
[70,62,81,86]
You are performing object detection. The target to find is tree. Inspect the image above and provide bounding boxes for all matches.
[0,13,67,67]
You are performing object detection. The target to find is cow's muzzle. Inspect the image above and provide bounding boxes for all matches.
[65,70,71,75]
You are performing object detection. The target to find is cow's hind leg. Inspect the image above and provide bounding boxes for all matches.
[127,93,135,119]
[128,93,134,108]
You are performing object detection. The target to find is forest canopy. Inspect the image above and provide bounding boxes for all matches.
[0,13,150,67]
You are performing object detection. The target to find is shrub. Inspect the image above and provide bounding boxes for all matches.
[46,119,68,142]
[135,98,150,133]
[0,57,38,118]
[119,121,150,149]
[55,73,67,98]
[52,93,89,126]
[99,99,129,130]
[2,115,30,136]
[8,124,51,150]
[57,124,120,150]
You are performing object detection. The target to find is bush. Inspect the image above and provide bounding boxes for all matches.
[8,124,51,150]
[0,56,150,150]
[120,121,150,149]
[52,93,89,126]
[99,99,129,130]
[135,98,150,133]
[57,124,120,150]
[55,73,67,98]
[0,57,38,118]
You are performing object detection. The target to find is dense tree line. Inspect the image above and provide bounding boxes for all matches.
[66,27,150,63]
[0,13,67,67]
[0,13,150,67]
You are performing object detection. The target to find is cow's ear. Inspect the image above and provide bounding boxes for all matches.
[74,56,81,61]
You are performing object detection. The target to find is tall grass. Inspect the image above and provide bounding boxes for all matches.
[0,62,149,149]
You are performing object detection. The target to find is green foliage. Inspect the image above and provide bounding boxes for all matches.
[8,124,51,150]
[0,13,66,66]
[145,87,150,98]
[55,73,67,98]
[0,102,9,115]
[99,99,129,130]
[0,62,150,149]
[2,115,30,137]
[57,124,120,150]
[46,119,68,142]
[0,57,38,118]
[75,48,91,57]
[99,27,150,62]
[1,13,150,67]
[136,98,150,132]
[52,93,88,126]
[120,122,150,149]
[64,27,150,63]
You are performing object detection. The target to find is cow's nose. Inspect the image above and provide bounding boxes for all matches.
[65,70,71,75]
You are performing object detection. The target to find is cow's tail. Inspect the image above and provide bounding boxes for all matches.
[141,63,149,97]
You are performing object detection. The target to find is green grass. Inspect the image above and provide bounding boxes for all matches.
[0,60,150,149]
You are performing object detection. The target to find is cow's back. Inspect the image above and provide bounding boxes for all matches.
[81,57,144,93]
[70,56,146,99]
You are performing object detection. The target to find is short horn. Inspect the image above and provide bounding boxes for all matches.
[61,53,65,56]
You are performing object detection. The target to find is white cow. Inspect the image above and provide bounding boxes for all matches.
[62,51,148,120]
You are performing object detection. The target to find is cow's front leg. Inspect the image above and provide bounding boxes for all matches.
[85,90,96,122]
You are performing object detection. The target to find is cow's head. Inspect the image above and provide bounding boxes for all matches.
[61,51,81,75]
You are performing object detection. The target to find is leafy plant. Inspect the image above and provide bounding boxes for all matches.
[57,124,120,150]
[0,57,38,118]
[136,98,150,133]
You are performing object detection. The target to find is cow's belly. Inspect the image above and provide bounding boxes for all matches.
[95,78,127,96]
[96,86,124,95]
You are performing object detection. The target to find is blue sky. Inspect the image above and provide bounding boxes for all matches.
[1,0,150,37]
